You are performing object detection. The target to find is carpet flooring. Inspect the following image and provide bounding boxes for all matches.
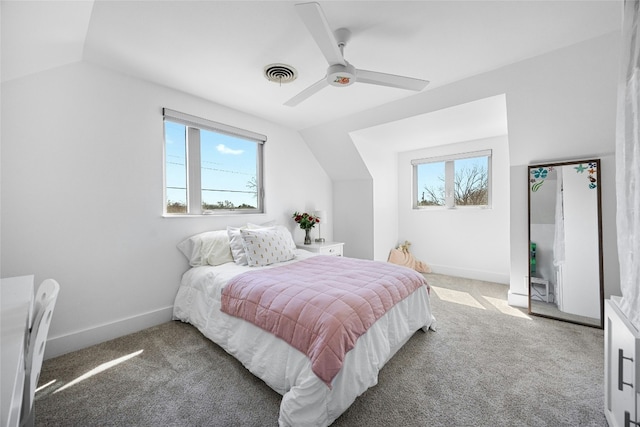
[35,273,606,426]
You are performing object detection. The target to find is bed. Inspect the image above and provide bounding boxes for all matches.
[172,225,435,426]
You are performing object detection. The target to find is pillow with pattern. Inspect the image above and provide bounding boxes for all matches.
[240,227,296,266]
[228,222,277,265]
[248,223,296,250]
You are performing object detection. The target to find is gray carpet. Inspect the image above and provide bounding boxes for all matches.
[35,273,606,426]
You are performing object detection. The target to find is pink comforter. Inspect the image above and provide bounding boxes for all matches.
[220,255,428,387]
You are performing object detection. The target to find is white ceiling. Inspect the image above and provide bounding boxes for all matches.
[351,94,508,152]
[1,1,622,131]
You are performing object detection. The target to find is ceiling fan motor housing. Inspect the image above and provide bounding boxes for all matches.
[327,63,356,87]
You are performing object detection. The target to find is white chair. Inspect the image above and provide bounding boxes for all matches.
[20,279,60,427]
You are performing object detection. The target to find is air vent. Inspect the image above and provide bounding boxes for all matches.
[264,63,298,84]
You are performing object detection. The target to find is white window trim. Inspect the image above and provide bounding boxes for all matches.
[412,149,492,210]
[163,108,266,216]
[163,108,267,143]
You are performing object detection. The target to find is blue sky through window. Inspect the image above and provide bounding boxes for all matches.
[200,129,257,208]
[165,121,258,209]
[417,162,445,205]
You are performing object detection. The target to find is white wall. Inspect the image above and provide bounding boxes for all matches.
[302,32,621,302]
[1,61,332,358]
[333,180,374,259]
[350,135,399,261]
[397,136,510,283]
[301,127,373,259]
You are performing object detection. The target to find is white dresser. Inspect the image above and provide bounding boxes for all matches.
[605,297,640,427]
[297,242,344,257]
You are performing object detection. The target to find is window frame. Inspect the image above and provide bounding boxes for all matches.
[412,149,492,210]
[163,108,266,216]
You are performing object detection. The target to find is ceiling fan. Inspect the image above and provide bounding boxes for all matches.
[285,2,429,107]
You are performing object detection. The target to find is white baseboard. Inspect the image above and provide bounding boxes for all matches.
[507,291,528,308]
[427,264,510,285]
[45,306,174,359]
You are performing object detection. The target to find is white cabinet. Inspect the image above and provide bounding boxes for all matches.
[605,297,640,427]
[297,242,344,257]
[1,275,34,427]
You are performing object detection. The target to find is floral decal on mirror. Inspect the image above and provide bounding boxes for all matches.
[574,162,598,189]
[530,162,598,191]
[530,167,552,192]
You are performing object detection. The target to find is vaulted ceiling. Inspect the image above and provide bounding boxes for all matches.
[2,1,622,131]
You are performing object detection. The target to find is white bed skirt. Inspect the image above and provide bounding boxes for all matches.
[173,261,435,426]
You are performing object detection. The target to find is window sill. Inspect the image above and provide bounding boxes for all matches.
[413,205,492,211]
[163,211,265,218]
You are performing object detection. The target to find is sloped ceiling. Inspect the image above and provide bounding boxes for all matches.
[1,1,622,131]
[351,94,509,152]
[1,0,94,81]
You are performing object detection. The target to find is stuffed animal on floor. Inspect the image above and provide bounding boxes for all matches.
[387,241,431,273]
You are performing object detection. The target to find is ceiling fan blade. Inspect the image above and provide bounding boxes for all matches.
[284,77,329,107]
[295,2,346,66]
[356,69,429,91]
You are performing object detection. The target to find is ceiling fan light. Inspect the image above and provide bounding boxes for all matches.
[327,63,356,87]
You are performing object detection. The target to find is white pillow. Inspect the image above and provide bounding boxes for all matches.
[227,226,248,265]
[240,227,296,266]
[247,220,276,229]
[177,230,234,267]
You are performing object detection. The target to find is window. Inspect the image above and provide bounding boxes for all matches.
[412,150,491,209]
[163,109,265,215]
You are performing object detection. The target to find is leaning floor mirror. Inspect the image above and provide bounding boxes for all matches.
[528,159,604,328]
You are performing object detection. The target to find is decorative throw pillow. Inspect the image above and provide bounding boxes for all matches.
[177,230,233,266]
[228,221,281,265]
[240,227,296,266]
[247,223,297,250]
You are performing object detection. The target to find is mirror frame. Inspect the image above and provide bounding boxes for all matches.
[527,159,604,328]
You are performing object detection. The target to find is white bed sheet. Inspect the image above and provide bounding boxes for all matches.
[173,250,435,426]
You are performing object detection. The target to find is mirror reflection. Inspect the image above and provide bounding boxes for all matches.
[528,159,603,328]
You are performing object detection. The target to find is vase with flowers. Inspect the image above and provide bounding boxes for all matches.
[292,211,320,245]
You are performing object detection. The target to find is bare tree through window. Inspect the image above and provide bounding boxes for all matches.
[416,154,489,207]
[454,163,488,206]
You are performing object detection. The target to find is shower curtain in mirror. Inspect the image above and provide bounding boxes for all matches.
[616,0,640,330]
[553,168,565,311]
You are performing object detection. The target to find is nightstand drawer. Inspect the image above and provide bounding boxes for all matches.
[297,242,344,257]
[317,245,343,256]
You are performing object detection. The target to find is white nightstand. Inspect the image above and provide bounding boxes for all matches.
[297,241,344,257]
